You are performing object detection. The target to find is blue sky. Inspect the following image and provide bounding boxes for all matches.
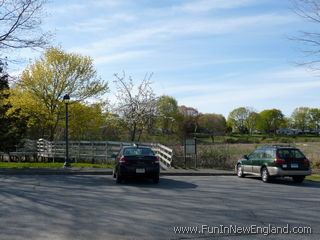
[11,0,320,117]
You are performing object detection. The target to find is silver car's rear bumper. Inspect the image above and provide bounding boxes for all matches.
[267,167,312,176]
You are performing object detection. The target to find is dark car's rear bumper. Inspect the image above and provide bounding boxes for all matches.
[118,165,160,178]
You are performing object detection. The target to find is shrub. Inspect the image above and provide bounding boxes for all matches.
[279,137,293,143]
[225,137,237,143]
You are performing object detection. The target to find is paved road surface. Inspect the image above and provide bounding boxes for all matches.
[0,175,319,240]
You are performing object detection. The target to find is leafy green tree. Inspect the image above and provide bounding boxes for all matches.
[0,61,27,151]
[63,102,108,140]
[257,109,284,134]
[291,107,310,132]
[157,95,179,134]
[227,107,251,133]
[9,47,108,140]
[246,111,260,134]
[198,113,226,142]
[177,105,199,137]
[308,108,320,132]
[281,117,291,129]
[101,113,126,141]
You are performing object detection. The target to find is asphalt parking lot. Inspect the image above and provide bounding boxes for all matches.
[0,175,319,240]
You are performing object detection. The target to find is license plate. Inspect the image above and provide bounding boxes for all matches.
[136,168,145,173]
[291,163,299,168]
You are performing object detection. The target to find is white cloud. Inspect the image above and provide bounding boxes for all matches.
[49,3,87,14]
[180,79,320,104]
[176,79,320,116]
[153,68,320,115]
[58,14,137,32]
[68,13,296,60]
[91,0,124,8]
[94,50,152,65]
[48,0,123,15]
[176,0,256,13]
[168,14,296,35]
[269,68,318,79]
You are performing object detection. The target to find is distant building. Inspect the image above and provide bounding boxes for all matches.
[276,128,299,135]
[252,130,262,134]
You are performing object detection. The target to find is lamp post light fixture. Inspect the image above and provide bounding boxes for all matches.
[63,94,71,168]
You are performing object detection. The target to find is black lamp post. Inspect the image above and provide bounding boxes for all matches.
[63,94,71,168]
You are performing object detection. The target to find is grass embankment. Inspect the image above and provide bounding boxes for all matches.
[0,162,114,169]
[306,175,320,182]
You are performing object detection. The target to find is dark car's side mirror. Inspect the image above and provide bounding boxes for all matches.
[243,155,249,159]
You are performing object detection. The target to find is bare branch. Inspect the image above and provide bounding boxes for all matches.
[0,0,50,60]
[290,0,320,70]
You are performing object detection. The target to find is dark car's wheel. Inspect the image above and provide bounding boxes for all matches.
[261,167,271,183]
[292,176,305,183]
[237,164,245,178]
[153,175,159,184]
[116,172,123,184]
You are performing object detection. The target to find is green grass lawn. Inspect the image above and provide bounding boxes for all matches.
[0,162,114,169]
[305,175,320,182]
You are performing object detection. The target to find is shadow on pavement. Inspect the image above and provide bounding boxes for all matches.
[118,177,198,189]
[243,176,320,188]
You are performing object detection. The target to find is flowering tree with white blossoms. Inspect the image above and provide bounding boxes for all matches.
[113,72,158,141]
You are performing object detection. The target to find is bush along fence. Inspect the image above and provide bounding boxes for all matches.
[6,139,173,168]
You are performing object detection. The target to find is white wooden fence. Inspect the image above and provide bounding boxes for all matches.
[37,139,173,167]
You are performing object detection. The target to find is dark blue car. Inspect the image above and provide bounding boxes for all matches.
[113,146,160,184]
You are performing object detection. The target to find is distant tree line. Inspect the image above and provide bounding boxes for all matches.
[227,107,320,135]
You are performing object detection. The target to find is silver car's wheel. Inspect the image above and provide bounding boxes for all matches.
[261,167,270,183]
[237,164,245,178]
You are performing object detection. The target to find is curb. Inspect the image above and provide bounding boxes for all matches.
[0,171,113,175]
[0,169,235,176]
[161,172,235,176]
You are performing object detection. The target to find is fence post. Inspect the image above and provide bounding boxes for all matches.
[53,142,55,163]
[105,141,108,164]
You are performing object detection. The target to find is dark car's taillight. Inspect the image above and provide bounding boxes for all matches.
[154,157,160,163]
[302,159,310,166]
[119,156,126,163]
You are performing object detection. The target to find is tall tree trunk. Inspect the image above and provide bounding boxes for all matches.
[131,123,137,142]
[137,129,143,142]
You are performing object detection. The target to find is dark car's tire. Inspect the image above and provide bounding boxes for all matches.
[153,176,159,184]
[237,164,245,178]
[116,172,123,184]
[292,176,305,183]
[261,167,271,183]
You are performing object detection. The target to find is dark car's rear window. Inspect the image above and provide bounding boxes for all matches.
[123,147,155,156]
[277,149,305,159]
